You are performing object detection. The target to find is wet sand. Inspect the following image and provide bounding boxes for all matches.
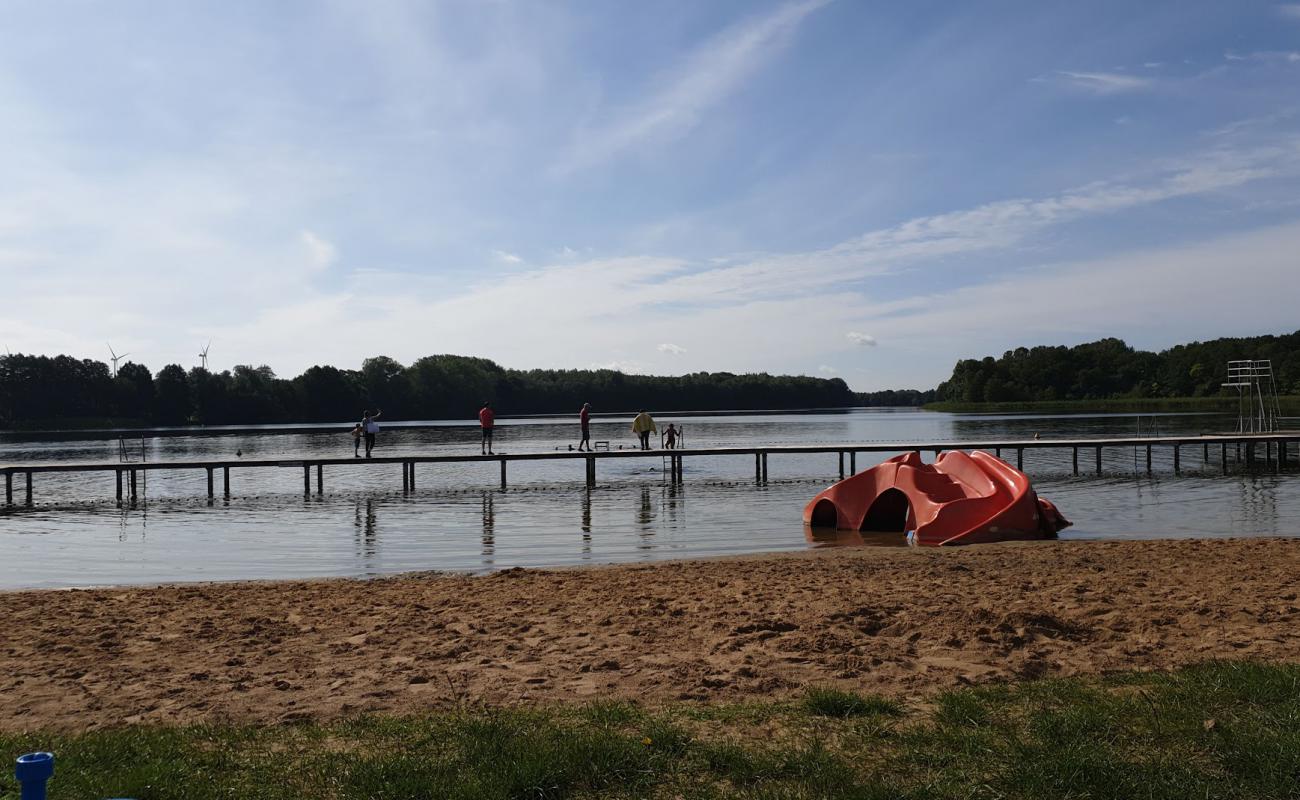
[2,537,1299,731]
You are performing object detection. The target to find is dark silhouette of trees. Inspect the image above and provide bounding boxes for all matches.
[3,330,1291,427]
[0,352,857,427]
[936,331,1300,403]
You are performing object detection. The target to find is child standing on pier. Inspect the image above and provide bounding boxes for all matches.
[350,423,363,457]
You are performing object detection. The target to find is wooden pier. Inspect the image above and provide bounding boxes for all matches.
[1,433,1297,507]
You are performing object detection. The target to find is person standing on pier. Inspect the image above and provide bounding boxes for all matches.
[632,410,657,450]
[664,423,680,449]
[362,409,382,457]
[479,402,496,455]
[350,423,363,457]
[578,402,592,451]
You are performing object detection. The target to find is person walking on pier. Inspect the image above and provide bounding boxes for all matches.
[578,402,592,451]
[362,409,382,457]
[664,422,680,449]
[479,402,496,455]
[632,410,657,450]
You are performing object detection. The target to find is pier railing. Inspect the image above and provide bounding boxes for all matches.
[1,433,1297,507]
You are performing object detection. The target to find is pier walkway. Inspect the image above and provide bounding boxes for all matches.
[2,432,1297,507]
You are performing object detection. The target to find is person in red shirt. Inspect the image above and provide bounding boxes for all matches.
[479,402,496,455]
[578,402,592,451]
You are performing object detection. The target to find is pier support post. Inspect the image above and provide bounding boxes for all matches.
[303,464,311,495]
[1145,444,1152,475]
[402,462,410,493]
[206,467,214,501]
[838,452,844,480]
[316,463,323,495]
[1236,442,1242,463]
[849,451,856,475]
[500,459,507,491]
[409,462,416,490]
[1016,448,1023,471]
[1280,441,1288,468]
[1203,442,1209,464]
[1246,442,1255,467]
[1221,442,1228,475]
[755,453,762,484]
[1095,446,1102,476]
[761,453,769,484]
[1072,447,1079,476]
[1173,444,1180,475]
[114,470,122,506]
[7,471,13,506]
[995,447,1001,458]
[223,467,230,499]
[586,456,596,489]
[129,469,137,502]
[25,472,32,506]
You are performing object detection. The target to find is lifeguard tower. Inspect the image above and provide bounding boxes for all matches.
[1222,359,1282,433]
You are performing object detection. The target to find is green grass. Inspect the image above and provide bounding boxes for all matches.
[3,661,1300,799]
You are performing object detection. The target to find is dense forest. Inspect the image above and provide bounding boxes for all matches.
[2,330,1294,427]
[0,354,857,428]
[936,331,1300,404]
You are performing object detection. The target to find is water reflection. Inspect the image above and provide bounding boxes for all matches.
[481,492,495,566]
[353,499,377,561]
[804,526,909,548]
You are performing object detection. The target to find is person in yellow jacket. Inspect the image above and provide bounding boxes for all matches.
[631,410,657,450]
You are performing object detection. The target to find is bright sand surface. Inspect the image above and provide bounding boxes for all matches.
[2,537,1299,731]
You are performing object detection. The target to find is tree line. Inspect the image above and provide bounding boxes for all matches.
[936,331,1300,404]
[0,353,858,428]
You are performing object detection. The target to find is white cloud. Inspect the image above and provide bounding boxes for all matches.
[300,230,337,270]
[851,221,1300,355]
[1278,4,1300,20]
[1225,50,1300,63]
[553,0,831,173]
[846,332,877,347]
[1055,70,1153,94]
[492,249,524,264]
[818,364,837,375]
[657,343,687,355]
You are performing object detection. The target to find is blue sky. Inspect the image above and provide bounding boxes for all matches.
[2,0,1299,390]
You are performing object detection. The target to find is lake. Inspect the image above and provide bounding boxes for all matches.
[1,408,1295,589]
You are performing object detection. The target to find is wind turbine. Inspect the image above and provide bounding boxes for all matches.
[107,343,130,377]
[198,340,211,371]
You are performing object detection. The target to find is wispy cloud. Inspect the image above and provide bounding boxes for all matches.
[639,138,1298,302]
[846,332,877,347]
[553,0,832,173]
[1054,70,1153,94]
[657,343,687,355]
[492,249,524,265]
[1225,50,1300,63]
[1278,4,1300,20]
[300,230,337,270]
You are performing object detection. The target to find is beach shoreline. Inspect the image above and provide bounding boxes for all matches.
[2,537,1298,732]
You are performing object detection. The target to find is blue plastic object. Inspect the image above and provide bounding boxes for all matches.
[15,752,54,800]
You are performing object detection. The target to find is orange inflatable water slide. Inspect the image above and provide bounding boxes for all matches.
[803,450,1070,546]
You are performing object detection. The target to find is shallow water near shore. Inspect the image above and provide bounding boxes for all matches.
[1,408,1296,589]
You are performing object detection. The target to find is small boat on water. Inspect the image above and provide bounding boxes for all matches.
[803,450,1070,546]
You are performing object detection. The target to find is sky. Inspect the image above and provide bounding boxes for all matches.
[1,0,1299,391]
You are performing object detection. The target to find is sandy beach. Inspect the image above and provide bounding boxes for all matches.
[2,537,1299,732]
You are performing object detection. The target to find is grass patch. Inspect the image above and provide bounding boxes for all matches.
[802,688,903,719]
[3,661,1299,799]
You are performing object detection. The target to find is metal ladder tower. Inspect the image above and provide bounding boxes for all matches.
[1222,359,1282,433]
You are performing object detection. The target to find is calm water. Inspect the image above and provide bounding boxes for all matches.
[1,409,1296,589]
